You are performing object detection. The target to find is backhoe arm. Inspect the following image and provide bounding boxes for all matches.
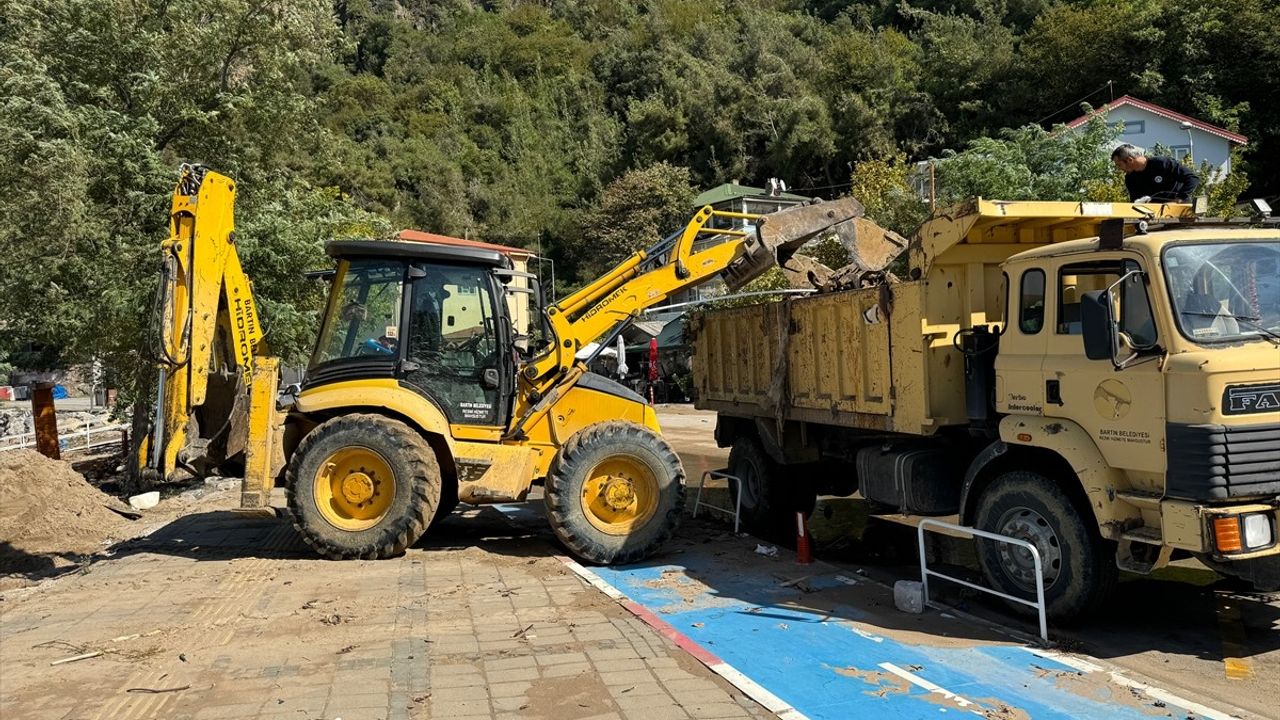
[133,165,277,496]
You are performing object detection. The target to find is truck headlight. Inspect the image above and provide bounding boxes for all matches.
[1242,514,1274,550]
[1216,513,1275,554]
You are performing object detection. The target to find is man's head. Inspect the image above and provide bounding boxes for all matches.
[1111,144,1147,173]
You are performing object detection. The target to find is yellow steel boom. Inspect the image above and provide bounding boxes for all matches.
[508,197,869,439]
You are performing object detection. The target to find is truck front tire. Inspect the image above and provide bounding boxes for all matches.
[974,471,1117,621]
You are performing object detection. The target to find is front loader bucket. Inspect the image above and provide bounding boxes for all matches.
[723,197,894,291]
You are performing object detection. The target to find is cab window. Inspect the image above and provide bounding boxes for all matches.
[1058,260,1156,346]
[1019,269,1045,334]
[312,259,405,366]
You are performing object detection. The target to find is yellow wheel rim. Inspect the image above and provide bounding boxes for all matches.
[312,446,396,531]
[580,456,659,536]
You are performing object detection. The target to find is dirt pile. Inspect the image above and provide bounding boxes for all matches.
[0,449,135,583]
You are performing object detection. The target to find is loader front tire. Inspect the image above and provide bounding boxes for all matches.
[545,421,685,565]
[287,414,441,559]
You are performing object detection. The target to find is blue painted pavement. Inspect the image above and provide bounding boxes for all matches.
[592,554,1193,720]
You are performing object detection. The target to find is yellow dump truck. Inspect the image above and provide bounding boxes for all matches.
[692,198,1280,619]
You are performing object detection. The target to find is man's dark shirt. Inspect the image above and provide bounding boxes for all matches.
[1125,156,1201,201]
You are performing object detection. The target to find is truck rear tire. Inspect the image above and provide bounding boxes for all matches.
[287,414,441,559]
[974,471,1117,621]
[545,421,685,565]
[728,437,815,536]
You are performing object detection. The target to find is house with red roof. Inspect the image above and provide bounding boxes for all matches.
[1066,95,1248,179]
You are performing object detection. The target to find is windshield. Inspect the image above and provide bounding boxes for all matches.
[312,259,406,367]
[1163,240,1280,343]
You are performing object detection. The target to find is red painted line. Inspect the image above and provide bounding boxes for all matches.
[621,599,725,667]
[554,554,724,667]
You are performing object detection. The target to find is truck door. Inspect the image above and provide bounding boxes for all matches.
[1042,256,1166,480]
[996,267,1050,416]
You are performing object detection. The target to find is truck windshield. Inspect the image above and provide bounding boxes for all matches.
[1163,240,1280,343]
[312,259,407,367]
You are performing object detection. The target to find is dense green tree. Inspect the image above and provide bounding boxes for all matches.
[934,115,1125,204]
[849,154,932,236]
[0,0,352,388]
[2,0,1274,386]
[569,162,696,280]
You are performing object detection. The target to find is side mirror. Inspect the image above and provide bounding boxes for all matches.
[1080,290,1112,361]
[482,367,500,390]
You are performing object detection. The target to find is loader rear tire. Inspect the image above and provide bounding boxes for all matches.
[545,421,685,565]
[287,414,441,559]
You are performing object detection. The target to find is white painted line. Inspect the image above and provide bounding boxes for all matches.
[1023,647,1104,674]
[834,574,859,585]
[560,559,627,601]
[878,662,984,715]
[850,626,885,643]
[711,663,809,719]
[1022,648,1235,720]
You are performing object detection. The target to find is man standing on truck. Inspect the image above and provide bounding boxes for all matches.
[1111,144,1200,202]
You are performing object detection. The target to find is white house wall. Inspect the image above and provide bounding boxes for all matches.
[1107,106,1233,178]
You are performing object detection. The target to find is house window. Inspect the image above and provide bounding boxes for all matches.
[1109,120,1145,135]
[1170,145,1192,161]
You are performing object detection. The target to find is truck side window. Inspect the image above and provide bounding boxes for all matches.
[1019,269,1045,334]
[1057,261,1157,346]
[1118,261,1158,347]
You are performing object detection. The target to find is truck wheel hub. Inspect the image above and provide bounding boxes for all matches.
[995,507,1063,590]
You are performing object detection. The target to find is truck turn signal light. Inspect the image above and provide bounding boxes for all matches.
[1213,517,1244,554]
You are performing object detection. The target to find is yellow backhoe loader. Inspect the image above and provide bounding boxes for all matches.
[132,164,874,563]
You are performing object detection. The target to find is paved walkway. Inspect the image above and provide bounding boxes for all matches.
[0,502,772,720]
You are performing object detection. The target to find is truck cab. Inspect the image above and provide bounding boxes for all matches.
[995,224,1280,583]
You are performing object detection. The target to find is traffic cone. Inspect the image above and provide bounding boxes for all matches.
[795,511,812,565]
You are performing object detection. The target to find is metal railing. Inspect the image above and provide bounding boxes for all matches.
[692,469,743,534]
[918,518,1049,644]
[0,419,128,454]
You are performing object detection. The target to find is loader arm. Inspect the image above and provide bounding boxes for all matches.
[133,165,279,500]
[507,198,868,437]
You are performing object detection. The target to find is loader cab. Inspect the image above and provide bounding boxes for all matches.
[308,240,518,428]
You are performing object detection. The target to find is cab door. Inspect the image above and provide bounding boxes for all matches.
[401,262,513,428]
[1041,254,1166,484]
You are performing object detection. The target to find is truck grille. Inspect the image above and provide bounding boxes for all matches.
[1166,422,1280,501]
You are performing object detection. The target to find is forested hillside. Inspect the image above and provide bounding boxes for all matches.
[1,0,1274,376]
